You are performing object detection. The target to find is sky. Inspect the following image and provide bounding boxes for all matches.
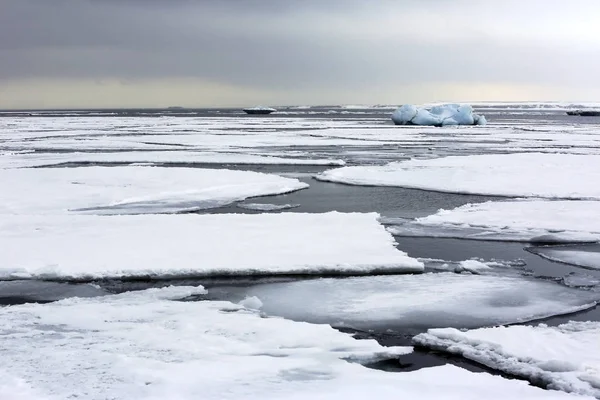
[1,0,600,108]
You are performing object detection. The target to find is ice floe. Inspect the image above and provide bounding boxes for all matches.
[0,212,423,280]
[242,273,598,330]
[391,104,487,126]
[0,286,580,400]
[0,166,307,215]
[529,247,600,270]
[318,153,600,199]
[414,322,600,398]
[392,201,600,243]
[236,203,301,211]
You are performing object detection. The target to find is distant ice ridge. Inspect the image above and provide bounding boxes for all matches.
[394,201,600,243]
[414,322,600,398]
[0,167,308,215]
[391,104,486,126]
[241,273,598,330]
[318,153,600,199]
[0,212,423,280]
[0,286,580,400]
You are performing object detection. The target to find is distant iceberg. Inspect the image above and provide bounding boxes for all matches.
[243,106,277,115]
[391,104,487,126]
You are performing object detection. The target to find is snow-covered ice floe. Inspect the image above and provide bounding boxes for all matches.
[414,322,600,398]
[0,150,346,169]
[529,247,600,270]
[0,286,582,400]
[318,153,600,199]
[391,104,486,126]
[241,273,598,330]
[0,212,423,280]
[388,201,600,243]
[0,166,308,215]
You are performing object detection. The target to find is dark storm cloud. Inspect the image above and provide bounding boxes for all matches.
[1,0,599,98]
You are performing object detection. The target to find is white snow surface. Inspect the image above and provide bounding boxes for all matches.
[318,153,600,199]
[391,104,486,126]
[414,322,600,398]
[0,166,308,215]
[0,286,581,400]
[0,212,423,280]
[242,273,598,330]
[410,200,600,243]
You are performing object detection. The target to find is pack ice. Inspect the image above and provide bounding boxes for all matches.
[318,153,600,199]
[414,322,600,398]
[391,104,487,126]
[0,166,308,215]
[391,200,600,243]
[0,286,585,400]
[241,273,598,330]
[0,212,423,280]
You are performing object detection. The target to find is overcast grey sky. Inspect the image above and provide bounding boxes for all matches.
[1,0,600,108]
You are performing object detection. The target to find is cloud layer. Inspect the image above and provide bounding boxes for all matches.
[2,0,599,108]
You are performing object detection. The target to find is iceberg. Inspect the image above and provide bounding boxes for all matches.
[0,212,423,280]
[391,104,487,126]
[317,153,600,199]
[0,286,579,400]
[414,322,600,398]
[406,200,600,243]
[0,166,308,215]
[242,273,598,330]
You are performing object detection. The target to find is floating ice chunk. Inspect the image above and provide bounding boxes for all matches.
[0,287,577,400]
[529,247,600,270]
[238,296,263,310]
[0,212,423,280]
[414,322,600,398]
[0,167,308,215]
[410,201,600,243]
[237,203,300,211]
[420,258,525,274]
[456,259,493,273]
[242,273,598,330]
[391,104,486,126]
[318,154,600,199]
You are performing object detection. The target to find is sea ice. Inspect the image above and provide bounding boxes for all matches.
[0,150,346,169]
[0,286,584,400]
[391,104,486,126]
[0,166,308,215]
[529,247,600,270]
[414,322,600,398]
[317,153,600,199]
[241,273,598,330]
[236,203,300,211]
[401,200,600,243]
[0,212,423,280]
